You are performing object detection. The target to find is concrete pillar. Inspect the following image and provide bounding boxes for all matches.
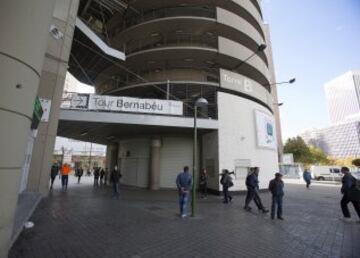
[106,145,119,171]
[150,138,162,190]
[27,0,80,195]
[0,0,56,255]
[264,24,282,161]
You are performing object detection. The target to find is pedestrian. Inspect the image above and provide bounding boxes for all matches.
[110,165,122,198]
[244,167,269,213]
[61,163,71,190]
[76,166,83,184]
[94,167,100,186]
[199,168,208,198]
[100,167,105,185]
[303,168,312,189]
[104,167,109,186]
[176,166,192,218]
[268,173,285,220]
[50,162,59,189]
[220,169,233,203]
[340,167,360,222]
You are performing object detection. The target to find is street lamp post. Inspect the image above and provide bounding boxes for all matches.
[192,97,208,217]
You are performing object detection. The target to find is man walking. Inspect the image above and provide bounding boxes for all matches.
[61,163,71,190]
[303,169,312,189]
[76,166,83,184]
[340,167,360,222]
[244,167,269,213]
[220,169,233,203]
[176,166,192,218]
[50,162,59,189]
[269,173,285,220]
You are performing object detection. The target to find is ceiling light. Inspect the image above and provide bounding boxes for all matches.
[80,131,88,136]
[184,58,193,62]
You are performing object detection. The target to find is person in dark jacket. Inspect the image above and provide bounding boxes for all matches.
[176,166,192,218]
[76,167,83,184]
[199,168,208,198]
[50,162,59,189]
[303,169,312,189]
[110,165,122,198]
[269,173,285,220]
[100,167,105,185]
[93,167,100,187]
[220,169,233,203]
[340,167,360,222]
[244,167,269,213]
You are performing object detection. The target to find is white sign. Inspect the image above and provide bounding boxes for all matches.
[39,98,51,122]
[255,110,277,149]
[70,93,89,109]
[66,93,183,116]
[89,95,183,115]
[220,69,273,107]
[282,153,294,164]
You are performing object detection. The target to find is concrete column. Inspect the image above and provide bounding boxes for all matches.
[27,0,80,195]
[150,138,162,190]
[106,144,119,171]
[264,24,282,161]
[0,0,56,256]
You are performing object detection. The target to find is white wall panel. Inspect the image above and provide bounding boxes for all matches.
[217,92,278,190]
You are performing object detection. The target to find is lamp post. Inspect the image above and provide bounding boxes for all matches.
[265,78,296,87]
[232,43,267,71]
[192,97,208,217]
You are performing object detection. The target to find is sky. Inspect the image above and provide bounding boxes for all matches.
[261,0,360,141]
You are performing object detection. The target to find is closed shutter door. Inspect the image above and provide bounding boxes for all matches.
[159,137,193,188]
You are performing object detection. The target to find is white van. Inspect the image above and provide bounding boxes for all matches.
[310,165,342,181]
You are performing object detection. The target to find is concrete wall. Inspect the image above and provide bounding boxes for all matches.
[217,92,278,190]
[218,36,270,81]
[202,131,219,190]
[118,139,150,188]
[0,0,56,255]
[27,0,79,196]
[217,7,264,47]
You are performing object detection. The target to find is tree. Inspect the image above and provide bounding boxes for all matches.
[309,146,329,165]
[283,137,313,164]
[352,158,360,167]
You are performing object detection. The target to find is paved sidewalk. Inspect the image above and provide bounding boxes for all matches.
[10,176,360,258]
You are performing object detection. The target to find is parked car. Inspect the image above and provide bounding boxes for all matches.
[311,165,342,181]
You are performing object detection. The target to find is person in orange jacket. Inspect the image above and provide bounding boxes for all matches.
[61,163,71,190]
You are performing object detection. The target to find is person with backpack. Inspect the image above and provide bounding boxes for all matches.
[340,166,360,222]
[220,169,233,204]
[303,169,312,189]
[50,162,59,189]
[176,166,192,218]
[244,167,269,213]
[268,173,285,220]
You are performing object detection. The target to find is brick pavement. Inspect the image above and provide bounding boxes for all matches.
[9,176,360,258]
